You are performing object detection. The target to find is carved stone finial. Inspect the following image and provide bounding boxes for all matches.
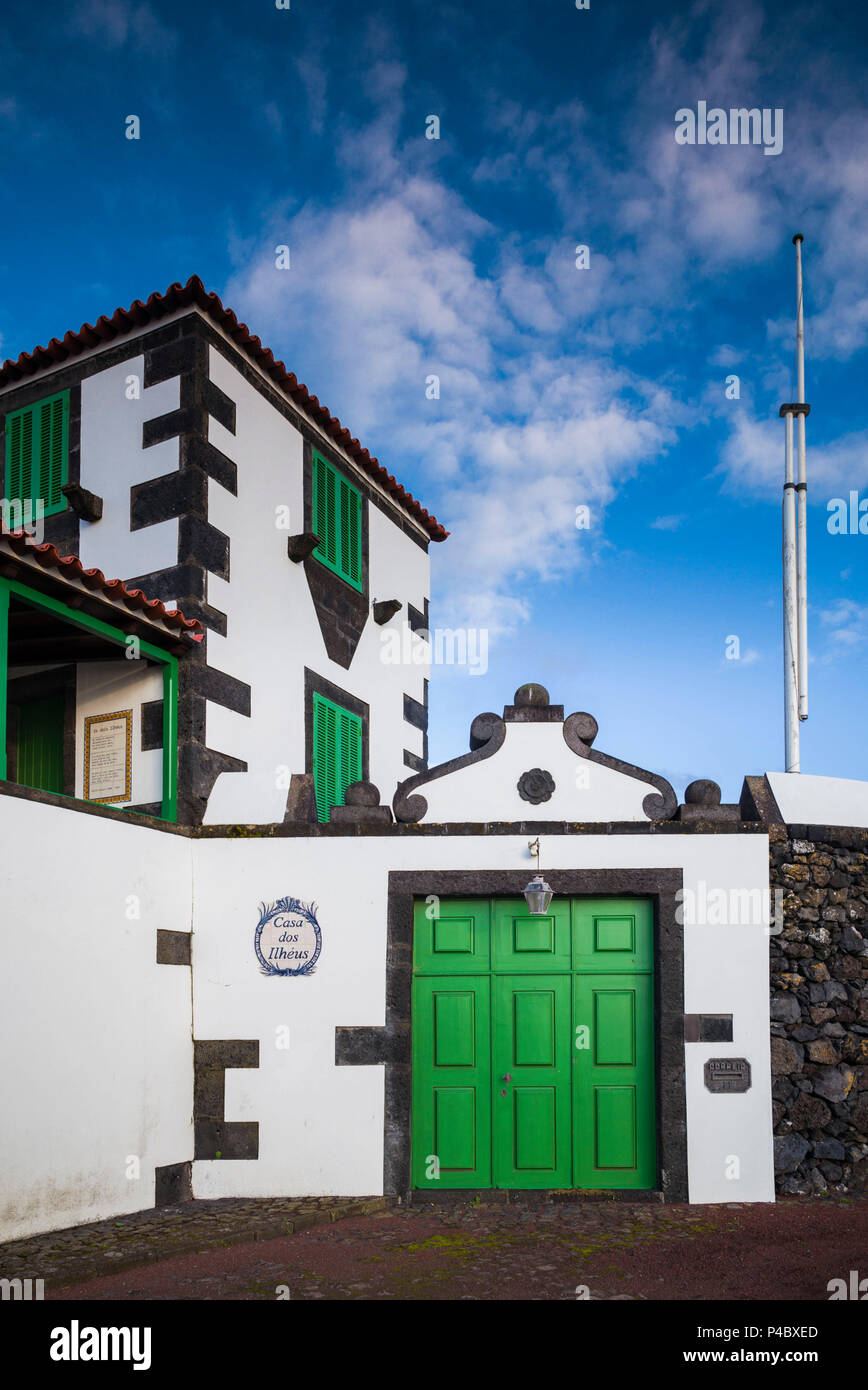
[331,780,392,824]
[685,779,722,807]
[469,712,504,751]
[564,711,598,748]
[514,683,550,708]
[344,781,381,807]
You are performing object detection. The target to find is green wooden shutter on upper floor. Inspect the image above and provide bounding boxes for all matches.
[312,692,363,822]
[5,391,69,520]
[311,451,362,590]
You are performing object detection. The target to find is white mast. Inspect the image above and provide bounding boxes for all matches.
[780,233,810,773]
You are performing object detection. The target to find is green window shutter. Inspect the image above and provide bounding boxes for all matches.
[311,451,362,590]
[312,692,363,823]
[4,391,69,519]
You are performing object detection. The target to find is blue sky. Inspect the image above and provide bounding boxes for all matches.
[2,0,868,799]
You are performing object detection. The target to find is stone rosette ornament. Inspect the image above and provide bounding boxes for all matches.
[517,768,556,805]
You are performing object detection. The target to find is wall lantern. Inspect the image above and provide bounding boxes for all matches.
[523,839,554,915]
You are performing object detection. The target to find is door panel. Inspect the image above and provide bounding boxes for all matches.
[573,973,655,1188]
[411,975,491,1188]
[414,897,491,974]
[493,975,572,1188]
[571,897,653,973]
[492,897,571,973]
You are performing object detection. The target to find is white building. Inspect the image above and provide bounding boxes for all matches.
[7,276,863,1242]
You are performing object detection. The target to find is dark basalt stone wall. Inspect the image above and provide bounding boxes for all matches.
[769,825,868,1194]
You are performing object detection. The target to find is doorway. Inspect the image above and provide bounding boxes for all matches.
[411,896,656,1190]
[16,692,65,794]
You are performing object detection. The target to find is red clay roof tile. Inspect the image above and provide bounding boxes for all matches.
[0,531,202,637]
[0,277,448,544]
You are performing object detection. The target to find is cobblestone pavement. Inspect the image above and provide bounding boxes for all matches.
[0,1197,387,1289]
[1,1192,862,1301]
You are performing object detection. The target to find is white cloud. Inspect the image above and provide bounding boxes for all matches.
[650,514,686,530]
[222,1,868,634]
[819,599,868,659]
[719,411,868,499]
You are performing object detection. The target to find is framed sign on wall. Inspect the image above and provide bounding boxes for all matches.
[83,709,133,804]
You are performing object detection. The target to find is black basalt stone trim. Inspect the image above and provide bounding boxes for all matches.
[143,405,203,449]
[156,929,192,965]
[335,1026,409,1066]
[185,435,237,495]
[126,800,162,817]
[202,377,236,434]
[336,868,687,1202]
[739,774,784,826]
[407,599,429,635]
[125,563,205,603]
[404,750,426,773]
[684,1013,734,1043]
[154,1161,192,1207]
[302,440,370,669]
[403,692,426,732]
[178,744,247,827]
[678,803,741,822]
[504,705,565,722]
[179,514,230,581]
[393,712,506,823]
[143,334,199,388]
[304,668,370,785]
[193,1039,259,1160]
[563,712,678,823]
[186,662,250,717]
[130,470,208,531]
[141,700,165,756]
[283,772,318,824]
[165,594,227,638]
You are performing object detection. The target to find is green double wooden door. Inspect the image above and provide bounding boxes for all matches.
[411,897,656,1190]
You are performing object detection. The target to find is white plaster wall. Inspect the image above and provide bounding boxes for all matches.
[191,830,774,1204]
[0,797,193,1240]
[201,346,430,824]
[416,721,658,822]
[767,771,868,829]
[74,661,164,807]
[78,359,180,584]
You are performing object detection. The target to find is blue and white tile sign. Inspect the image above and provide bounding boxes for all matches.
[255,898,321,976]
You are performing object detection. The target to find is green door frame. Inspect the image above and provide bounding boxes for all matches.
[0,575,179,822]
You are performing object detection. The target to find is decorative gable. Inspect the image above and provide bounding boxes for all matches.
[392,683,677,824]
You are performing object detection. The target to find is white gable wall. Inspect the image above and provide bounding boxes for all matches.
[415,721,658,822]
[202,346,430,823]
[78,360,181,584]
